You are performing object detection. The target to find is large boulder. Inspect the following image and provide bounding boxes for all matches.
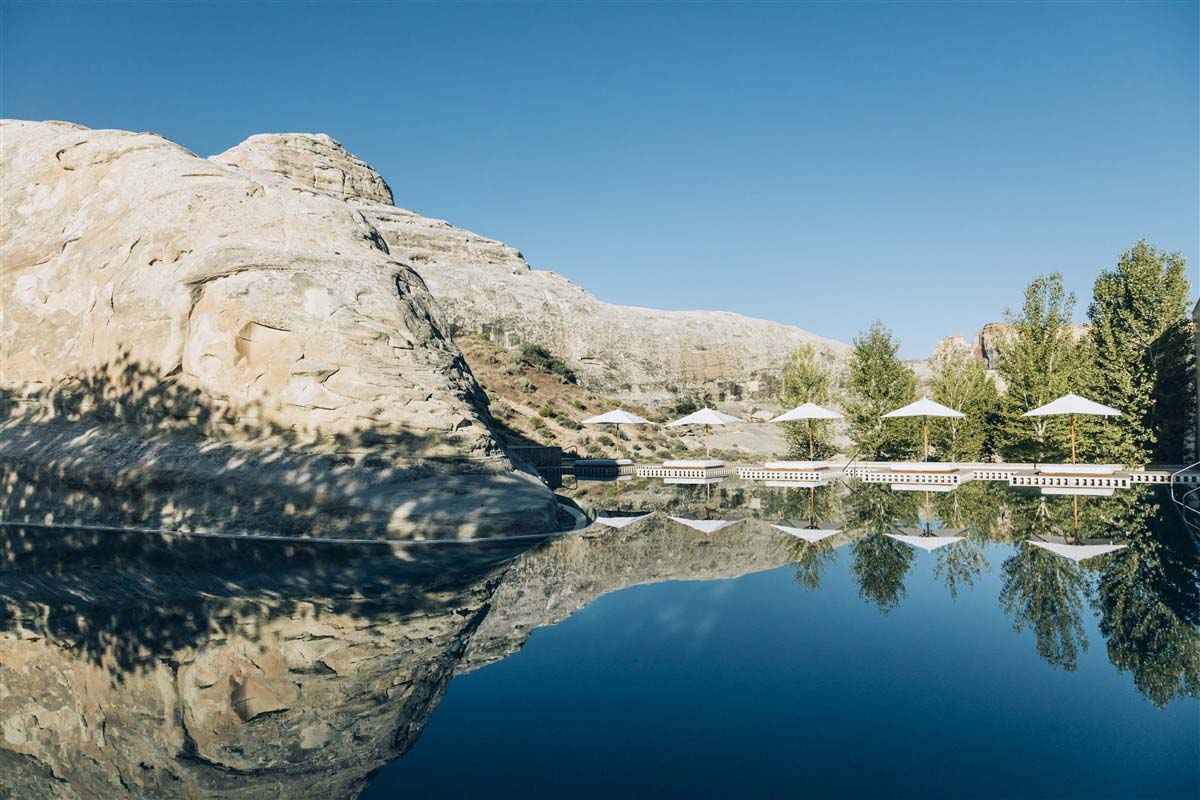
[212,134,851,404]
[0,120,559,537]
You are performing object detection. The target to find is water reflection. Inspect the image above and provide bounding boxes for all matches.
[1,479,1196,797]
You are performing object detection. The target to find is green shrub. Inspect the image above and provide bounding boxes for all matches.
[509,344,577,384]
[537,403,558,418]
[529,416,547,430]
[516,378,537,394]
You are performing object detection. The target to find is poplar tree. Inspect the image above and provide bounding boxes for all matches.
[995,274,1085,461]
[778,344,838,458]
[929,351,1000,461]
[845,322,918,459]
[1080,241,1194,465]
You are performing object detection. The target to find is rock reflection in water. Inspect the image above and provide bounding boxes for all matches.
[1,480,1197,798]
[0,527,528,799]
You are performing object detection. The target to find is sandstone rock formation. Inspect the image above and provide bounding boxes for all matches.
[0,120,559,537]
[211,135,851,404]
[934,322,1091,372]
[0,528,519,799]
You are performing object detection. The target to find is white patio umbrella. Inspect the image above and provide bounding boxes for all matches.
[770,402,844,459]
[771,524,843,543]
[582,409,653,509]
[669,517,741,534]
[1022,393,1121,464]
[1026,539,1127,562]
[887,528,967,552]
[882,397,965,462]
[666,408,744,458]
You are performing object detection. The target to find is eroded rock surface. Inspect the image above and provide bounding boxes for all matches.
[0,120,558,537]
[211,134,851,404]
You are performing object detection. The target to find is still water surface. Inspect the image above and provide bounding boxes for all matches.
[1,480,1196,798]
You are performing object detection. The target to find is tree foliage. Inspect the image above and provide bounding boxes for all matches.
[995,274,1086,461]
[778,344,838,459]
[929,352,1000,461]
[845,322,918,459]
[1080,241,1194,465]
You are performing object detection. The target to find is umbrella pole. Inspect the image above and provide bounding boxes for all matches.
[615,424,621,510]
[1073,495,1079,545]
[809,486,816,526]
[705,425,710,459]
[923,416,929,462]
[808,420,814,460]
[1070,414,1076,464]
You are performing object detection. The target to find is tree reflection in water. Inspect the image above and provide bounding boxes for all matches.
[1000,542,1091,671]
[1092,490,1200,708]
[1,479,1196,798]
[932,482,999,599]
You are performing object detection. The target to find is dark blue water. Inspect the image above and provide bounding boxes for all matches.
[2,481,1196,799]
[366,494,1199,798]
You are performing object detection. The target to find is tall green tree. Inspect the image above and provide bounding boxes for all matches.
[995,274,1086,461]
[778,344,838,458]
[1080,241,1194,465]
[845,322,918,459]
[929,352,1000,461]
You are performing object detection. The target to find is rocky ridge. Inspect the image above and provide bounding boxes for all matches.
[211,134,851,405]
[0,120,558,537]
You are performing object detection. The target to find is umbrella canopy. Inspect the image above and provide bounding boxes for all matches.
[665,408,744,458]
[594,514,648,529]
[771,524,843,543]
[1027,540,1127,562]
[887,529,966,551]
[882,397,965,419]
[1022,393,1121,418]
[769,403,842,460]
[582,409,653,425]
[882,398,965,462]
[770,402,844,423]
[669,517,741,534]
[1022,393,1122,464]
[666,408,745,426]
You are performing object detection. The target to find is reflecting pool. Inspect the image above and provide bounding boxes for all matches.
[2,480,1197,798]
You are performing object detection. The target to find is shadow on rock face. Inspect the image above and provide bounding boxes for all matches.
[0,355,561,539]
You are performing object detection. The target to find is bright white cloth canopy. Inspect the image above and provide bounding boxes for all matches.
[882,397,965,418]
[1022,393,1122,418]
[770,402,844,423]
[669,517,740,534]
[772,524,843,542]
[582,410,653,425]
[594,514,647,529]
[886,530,966,551]
[666,408,745,427]
[1027,540,1127,561]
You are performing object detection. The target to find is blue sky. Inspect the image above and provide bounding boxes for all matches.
[4,1,1196,358]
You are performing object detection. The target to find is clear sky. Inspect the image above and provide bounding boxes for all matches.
[4,1,1197,358]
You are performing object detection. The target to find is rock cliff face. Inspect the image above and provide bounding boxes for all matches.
[0,120,558,537]
[932,322,1092,371]
[211,134,851,404]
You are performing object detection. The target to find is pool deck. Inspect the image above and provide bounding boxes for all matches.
[554,458,1200,489]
